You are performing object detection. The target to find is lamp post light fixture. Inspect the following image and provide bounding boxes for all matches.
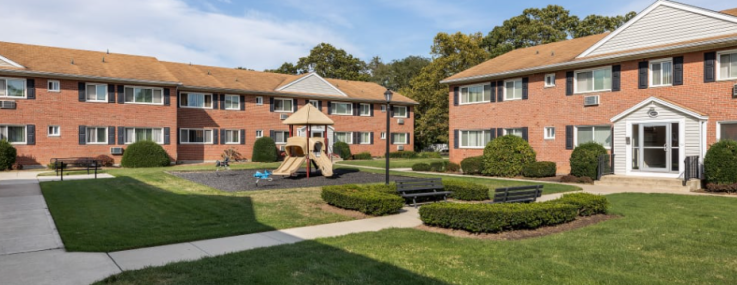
[384,88,393,185]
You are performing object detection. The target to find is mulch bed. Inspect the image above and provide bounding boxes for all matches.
[415,214,619,240]
[170,168,410,192]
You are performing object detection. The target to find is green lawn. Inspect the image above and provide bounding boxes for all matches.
[97,194,737,284]
[337,158,447,169]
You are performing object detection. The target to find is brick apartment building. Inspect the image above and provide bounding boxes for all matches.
[0,42,416,166]
[442,0,737,179]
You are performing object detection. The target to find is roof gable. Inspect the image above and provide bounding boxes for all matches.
[579,0,737,58]
[0,54,23,69]
[610,97,708,122]
[276,73,347,96]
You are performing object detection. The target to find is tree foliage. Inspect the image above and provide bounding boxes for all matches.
[368,55,430,91]
[573,12,637,38]
[266,43,370,81]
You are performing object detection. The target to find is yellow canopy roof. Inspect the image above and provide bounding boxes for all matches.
[282,103,334,125]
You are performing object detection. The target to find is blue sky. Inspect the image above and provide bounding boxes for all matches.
[0,0,734,70]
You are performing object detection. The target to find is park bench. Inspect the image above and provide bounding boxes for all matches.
[50,157,101,181]
[490,185,543,204]
[396,178,452,207]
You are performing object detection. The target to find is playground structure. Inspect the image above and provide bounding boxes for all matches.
[273,103,334,178]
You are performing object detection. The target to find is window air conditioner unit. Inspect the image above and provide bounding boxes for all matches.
[733,84,737,98]
[398,118,405,125]
[280,113,288,120]
[583,95,599,106]
[0,101,16,109]
[397,145,404,151]
[110,147,124,155]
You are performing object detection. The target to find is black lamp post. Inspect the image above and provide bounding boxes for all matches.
[384,88,393,185]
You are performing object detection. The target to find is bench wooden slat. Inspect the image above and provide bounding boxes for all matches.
[395,178,449,207]
[491,184,543,204]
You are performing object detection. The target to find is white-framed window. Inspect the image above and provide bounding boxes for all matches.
[256,130,263,138]
[48,125,60,137]
[334,132,353,144]
[544,73,556,87]
[179,128,213,144]
[255,96,264,105]
[308,100,319,107]
[179,93,213,108]
[125,86,163,104]
[504,79,523,100]
[650,58,673,87]
[0,125,27,144]
[718,121,737,141]
[460,130,492,148]
[0,77,26,98]
[391,133,407,145]
[380,132,386,140]
[224,95,240,110]
[575,66,611,94]
[273,98,293,112]
[273,131,289,144]
[717,49,737,80]
[47,80,60,92]
[392,106,408,118]
[575,125,611,148]
[331,102,352,115]
[125,128,163,144]
[360,132,371,144]
[504,128,523,137]
[86,83,108,102]
[544,127,555,139]
[86,127,108,144]
[381,105,386,112]
[460,84,491,104]
[360,103,371,116]
[224,129,240,144]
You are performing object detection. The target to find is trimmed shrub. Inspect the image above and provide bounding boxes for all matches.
[569,142,607,179]
[411,163,431,171]
[95,154,115,167]
[252,137,278,162]
[522,161,557,177]
[429,161,446,172]
[552,193,608,216]
[418,151,442,159]
[705,183,737,193]
[120,141,171,168]
[482,135,537,177]
[461,156,483,175]
[704,140,737,185]
[321,184,403,216]
[353,152,372,160]
[446,162,460,173]
[420,202,578,233]
[443,180,489,201]
[0,140,16,171]
[388,151,418,159]
[333,141,352,160]
[362,183,397,194]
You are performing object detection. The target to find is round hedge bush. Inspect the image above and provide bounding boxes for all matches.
[522,161,557,177]
[333,141,352,160]
[569,142,607,179]
[704,140,737,185]
[446,162,461,172]
[252,137,278,162]
[120,141,170,168]
[412,163,431,171]
[0,140,16,171]
[461,156,483,175]
[482,135,536,177]
[430,161,446,172]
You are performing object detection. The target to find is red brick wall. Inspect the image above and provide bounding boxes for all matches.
[449,48,737,174]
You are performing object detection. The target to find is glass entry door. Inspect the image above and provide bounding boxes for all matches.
[638,123,679,172]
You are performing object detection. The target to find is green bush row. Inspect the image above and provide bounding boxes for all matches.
[418,151,442,159]
[321,184,404,216]
[550,193,608,216]
[443,180,489,201]
[411,163,431,171]
[353,152,372,160]
[388,151,418,159]
[522,161,557,177]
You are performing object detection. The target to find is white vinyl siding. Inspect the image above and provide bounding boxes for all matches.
[279,74,344,96]
[0,78,26,98]
[460,84,490,104]
[125,86,163,104]
[576,126,611,148]
[331,102,352,115]
[179,129,213,144]
[575,67,611,93]
[180,93,212,108]
[86,127,107,144]
[392,106,407,118]
[47,80,60,92]
[360,103,371,116]
[334,132,352,144]
[273,98,293,112]
[504,79,523,100]
[392,133,407,145]
[224,95,240,110]
[125,128,163,144]
[460,130,491,148]
[224,130,240,144]
[0,125,26,144]
[86,84,108,102]
[718,50,737,80]
[650,58,673,87]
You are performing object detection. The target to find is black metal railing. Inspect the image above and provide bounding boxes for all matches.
[684,156,700,185]
[596,154,615,180]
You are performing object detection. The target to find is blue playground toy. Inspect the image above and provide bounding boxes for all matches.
[253,170,273,186]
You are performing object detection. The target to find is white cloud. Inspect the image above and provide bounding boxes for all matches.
[0,0,361,70]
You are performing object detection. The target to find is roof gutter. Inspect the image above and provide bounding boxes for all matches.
[0,69,180,86]
[179,85,419,105]
[440,36,737,85]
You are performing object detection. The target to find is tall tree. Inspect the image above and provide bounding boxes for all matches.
[266,43,370,81]
[264,62,297,74]
[369,55,430,91]
[573,12,637,38]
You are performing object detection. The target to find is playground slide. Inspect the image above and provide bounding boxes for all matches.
[309,152,333,177]
[273,156,306,176]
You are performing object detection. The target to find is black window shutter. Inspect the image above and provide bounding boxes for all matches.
[704,52,716,83]
[164,127,170,145]
[406,132,411,145]
[673,56,684,86]
[213,129,219,144]
[213,94,219,109]
[327,101,332,114]
[240,129,246,145]
[489,128,496,140]
[612,65,621,91]
[107,85,115,103]
[353,103,359,116]
[453,87,459,106]
[370,132,374,144]
[497,128,503,138]
[292,98,297,112]
[26,124,35,145]
[118,126,125,145]
[219,94,225,110]
[269,130,275,138]
[390,132,395,144]
[79,125,86,145]
[317,101,322,111]
[269,97,274,112]
[78,82,86,102]
[522,77,529,100]
[176,91,181,108]
[117,85,125,104]
[453,129,459,149]
[370,104,374,116]
[240,95,245,110]
[354,132,360,144]
[220,129,226,145]
[638,61,649,89]
[177,128,181,145]
[565,125,574,150]
[26,79,35,99]
[164,88,171,106]
[490,82,496,103]
[108,126,115,145]
[521,127,529,142]
[496,81,503,102]
[565,72,574,95]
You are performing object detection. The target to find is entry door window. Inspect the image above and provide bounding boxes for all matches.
[637,123,679,172]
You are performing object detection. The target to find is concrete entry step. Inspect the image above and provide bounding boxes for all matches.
[596,175,700,191]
